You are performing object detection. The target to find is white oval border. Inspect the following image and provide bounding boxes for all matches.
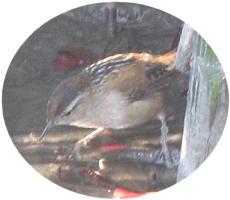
[1,1,229,200]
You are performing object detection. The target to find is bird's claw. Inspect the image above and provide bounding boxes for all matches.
[156,149,177,168]
[71,140,86,159]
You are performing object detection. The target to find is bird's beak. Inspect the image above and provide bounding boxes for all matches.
[39,120,53,141]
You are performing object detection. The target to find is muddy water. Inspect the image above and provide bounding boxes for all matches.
[2,3,186,198]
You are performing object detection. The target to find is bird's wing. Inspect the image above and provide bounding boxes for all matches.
[100,52,179,102]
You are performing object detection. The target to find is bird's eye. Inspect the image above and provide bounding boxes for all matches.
[63,103,78,117]
[64,110,72,116]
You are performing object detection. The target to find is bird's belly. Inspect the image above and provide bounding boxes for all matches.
[71,92,164,129]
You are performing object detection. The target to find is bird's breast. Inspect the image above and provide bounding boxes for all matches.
[70,90,164,129]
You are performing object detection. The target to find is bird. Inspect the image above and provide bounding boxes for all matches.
[39,50,179,167]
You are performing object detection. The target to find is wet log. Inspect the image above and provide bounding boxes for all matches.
[176,24,229,181]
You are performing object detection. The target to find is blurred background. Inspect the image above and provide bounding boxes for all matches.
[2,2,186,198]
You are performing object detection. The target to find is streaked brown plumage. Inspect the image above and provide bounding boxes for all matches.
[40,50,178,167]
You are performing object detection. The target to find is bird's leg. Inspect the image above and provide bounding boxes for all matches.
[157,113,174,168]
[72,127,106,158]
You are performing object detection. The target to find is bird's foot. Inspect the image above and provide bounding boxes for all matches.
[71,141,83,159]
[156,149,176,168]
[157,113,177,168]
[71,127,107,159]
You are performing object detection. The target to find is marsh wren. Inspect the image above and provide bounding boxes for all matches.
[40,50,178,167]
